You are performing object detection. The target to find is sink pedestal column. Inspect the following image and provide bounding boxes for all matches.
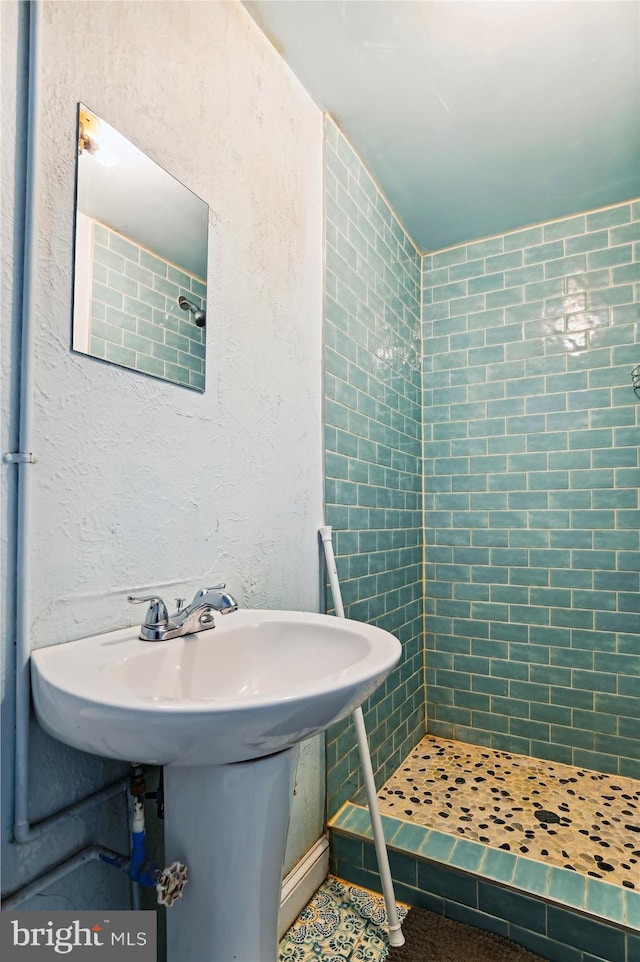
[164,747,296,962]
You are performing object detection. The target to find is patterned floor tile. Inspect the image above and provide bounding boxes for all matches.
[279,876,406,961]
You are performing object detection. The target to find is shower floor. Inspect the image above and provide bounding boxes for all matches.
[377,736,640,889]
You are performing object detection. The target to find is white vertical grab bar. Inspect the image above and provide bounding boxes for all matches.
[319,526,404,947]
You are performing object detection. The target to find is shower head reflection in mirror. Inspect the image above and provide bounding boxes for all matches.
[72,103,209,392]
[178,295,206,328]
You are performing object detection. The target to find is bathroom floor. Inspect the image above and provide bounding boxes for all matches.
[279,875,404,961]
[377,735,640,889]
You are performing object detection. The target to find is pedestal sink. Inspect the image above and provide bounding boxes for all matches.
[31,609,401,962]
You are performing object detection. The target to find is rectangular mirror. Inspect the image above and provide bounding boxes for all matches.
[72,104,209,391]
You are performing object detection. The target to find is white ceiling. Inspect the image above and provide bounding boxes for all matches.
[244,0,640,252]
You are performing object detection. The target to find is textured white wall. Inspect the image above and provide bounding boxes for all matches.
[2,0,324,902]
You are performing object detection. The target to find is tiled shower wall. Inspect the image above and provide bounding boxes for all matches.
[422,199,640,778]
[324,118,425,818]
[90,221,206,389]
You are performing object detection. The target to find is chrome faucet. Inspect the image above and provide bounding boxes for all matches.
[128,584,238,642]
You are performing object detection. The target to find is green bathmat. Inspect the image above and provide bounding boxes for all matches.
[385,907,549,962]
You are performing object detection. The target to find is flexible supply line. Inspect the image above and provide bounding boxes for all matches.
[319,526,404,948]
[10,0,127,849]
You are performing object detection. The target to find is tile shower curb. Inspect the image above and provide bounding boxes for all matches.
[330,802,640,933]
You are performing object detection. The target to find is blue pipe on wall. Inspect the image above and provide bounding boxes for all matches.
[98,843,159,888]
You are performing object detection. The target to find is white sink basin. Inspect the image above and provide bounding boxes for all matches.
[32,608,401,962]
[30,609,401,766]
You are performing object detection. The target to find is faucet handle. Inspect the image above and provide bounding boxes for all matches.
[127,595,169,627]
[193,583,225,596]
[190,584,224,606]
[192,584,238,614]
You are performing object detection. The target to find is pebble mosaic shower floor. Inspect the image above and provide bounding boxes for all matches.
[377,736,640,889]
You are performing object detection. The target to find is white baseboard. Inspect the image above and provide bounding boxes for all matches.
[278,835,330,938]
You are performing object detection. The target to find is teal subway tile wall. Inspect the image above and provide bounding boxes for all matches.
[324,118,425,817]
[89,222,206,389]
[422,200,640,776]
